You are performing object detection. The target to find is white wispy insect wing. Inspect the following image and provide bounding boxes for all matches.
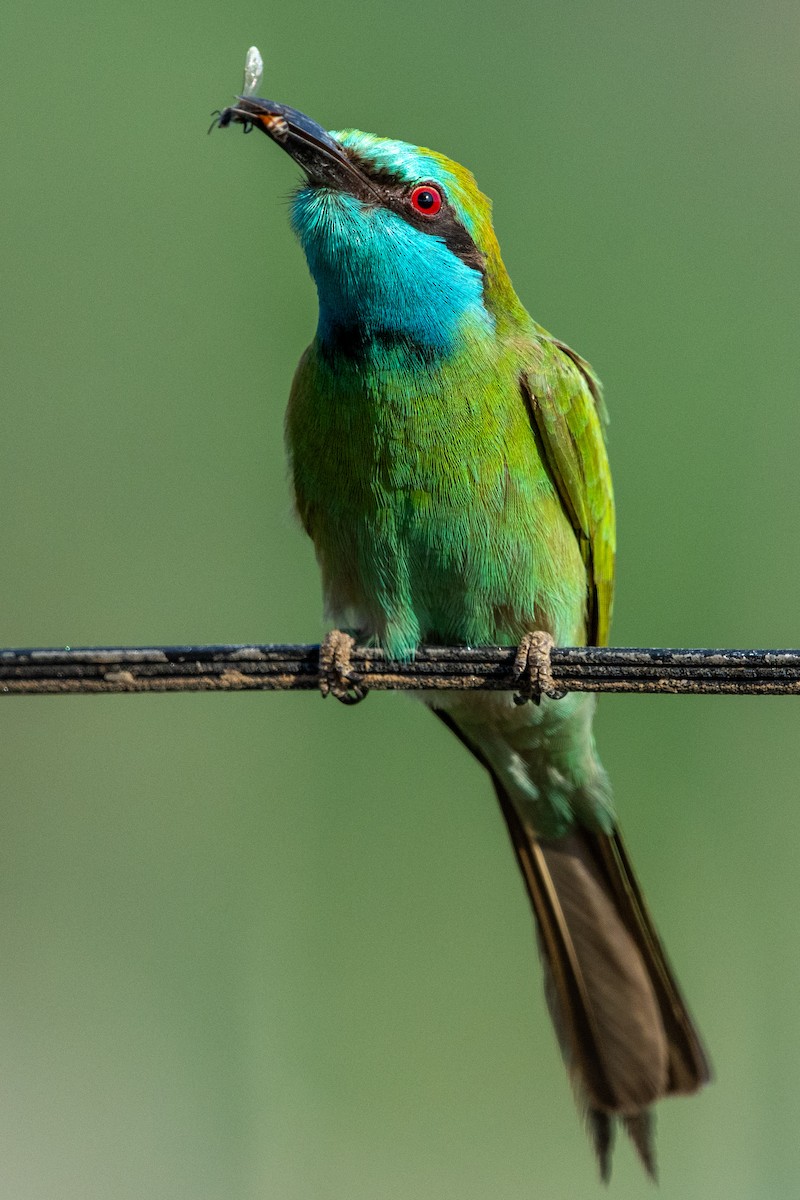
[243,46,263,97]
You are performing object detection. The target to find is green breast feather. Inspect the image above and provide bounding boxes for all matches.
[287,327,614,656]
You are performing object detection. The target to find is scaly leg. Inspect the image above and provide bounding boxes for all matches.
[512,630,566,705]
[318,630,369,705]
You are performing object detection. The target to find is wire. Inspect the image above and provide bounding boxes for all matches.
[2,643,800,695]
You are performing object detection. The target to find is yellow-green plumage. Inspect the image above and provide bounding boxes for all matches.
[287,328,599,660]
[220,97,709,1179]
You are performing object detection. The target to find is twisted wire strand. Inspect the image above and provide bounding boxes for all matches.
[2,644,800,696]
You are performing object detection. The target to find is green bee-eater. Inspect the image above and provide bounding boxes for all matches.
[218,94,710,1178]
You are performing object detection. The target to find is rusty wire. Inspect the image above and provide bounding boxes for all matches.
[2,643,800,696]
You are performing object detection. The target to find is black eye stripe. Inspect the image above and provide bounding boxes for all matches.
[342,151,486,276]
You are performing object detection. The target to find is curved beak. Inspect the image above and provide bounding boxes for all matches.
[216,97,378,198]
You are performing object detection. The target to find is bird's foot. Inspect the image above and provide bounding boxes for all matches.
[513,631,567,705]
[318,630,369,705]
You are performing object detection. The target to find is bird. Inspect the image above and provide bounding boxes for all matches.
[216,91,710,1179]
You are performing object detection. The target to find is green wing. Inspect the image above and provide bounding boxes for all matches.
[522,337,615,646]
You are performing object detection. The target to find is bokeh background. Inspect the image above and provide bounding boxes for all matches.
[4,2,800,1197]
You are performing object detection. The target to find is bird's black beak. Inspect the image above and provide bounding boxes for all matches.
[215,97,378,198]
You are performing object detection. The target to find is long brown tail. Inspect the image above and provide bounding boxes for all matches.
[435,711,710,1179]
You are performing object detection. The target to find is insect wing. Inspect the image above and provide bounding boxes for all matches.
[242,46,263,97]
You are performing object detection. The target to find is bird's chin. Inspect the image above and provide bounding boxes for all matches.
[290,186,367,255]
[292,182,361,211]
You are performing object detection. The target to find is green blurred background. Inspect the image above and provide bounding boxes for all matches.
[4,1,800,1196]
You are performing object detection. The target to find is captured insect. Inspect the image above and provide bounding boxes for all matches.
[212,45,289,140]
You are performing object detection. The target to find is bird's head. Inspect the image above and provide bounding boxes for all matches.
[219,97,528,354]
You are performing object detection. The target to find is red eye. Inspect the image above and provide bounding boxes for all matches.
[410,184,443,216]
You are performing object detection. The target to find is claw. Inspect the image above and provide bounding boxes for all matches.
[318,630,369,705]
[512,631,566,705]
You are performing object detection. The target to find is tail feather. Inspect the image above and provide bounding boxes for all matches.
[535,832,670,1109]
[432,708,710,1178]
[623,1111,657,1181]
[493,778,710,1176]
[587,1110,614,1184]
[590,831,711,1095]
